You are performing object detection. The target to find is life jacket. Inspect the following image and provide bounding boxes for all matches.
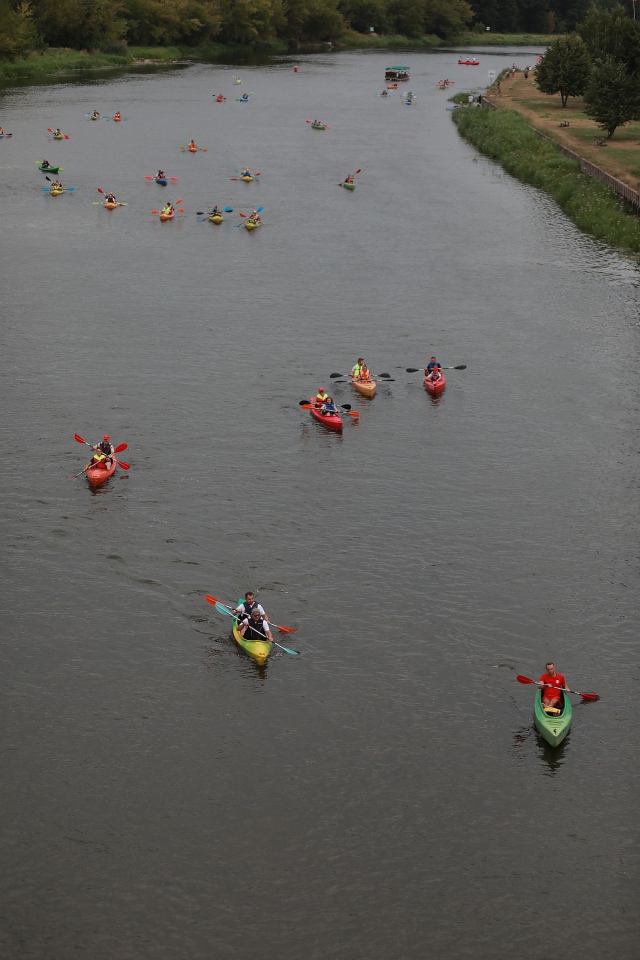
[316,391,329,402]
[240,600,258,618]
[93,453,106,464]
[323,403,337,414]
[244,617,268,642]
[99,441,112,456]
[352,364,361,378]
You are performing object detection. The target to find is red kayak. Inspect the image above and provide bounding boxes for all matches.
[86,458,117,487]
[309,397,343,431]
[423,373,446,396]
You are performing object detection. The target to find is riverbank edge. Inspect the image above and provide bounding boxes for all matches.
[451,105,640,256]
[0,33,554,85]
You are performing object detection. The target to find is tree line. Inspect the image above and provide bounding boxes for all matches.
[535,4,640,137]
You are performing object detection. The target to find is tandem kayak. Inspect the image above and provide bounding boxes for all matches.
[240,175,253,182]
[458,59,480,65]
[155,176,167,186]
[86,458,117,488]
[231,603,272,666]
[37,163,61,173]
[244,218,260,231]
[159,210,175,221]
[209,213,223,223]
[311,123,326,130]
[351,376,376,398]
[424,373,446,396]
[309,397,343,431]
[342,181,355,191]
[534,689,572,747]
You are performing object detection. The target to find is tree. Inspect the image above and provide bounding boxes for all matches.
[584,54,640,137]
[536,33,592,106]
[578,3,640,73]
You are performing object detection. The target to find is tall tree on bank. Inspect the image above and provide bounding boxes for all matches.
[583,54,640,137]
[536,33,592,106]
[578,3,640,73]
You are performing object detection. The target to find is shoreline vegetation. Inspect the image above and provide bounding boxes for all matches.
[0,33,555,85]
[452,70,640,256]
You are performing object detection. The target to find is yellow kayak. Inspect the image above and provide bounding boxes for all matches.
[209,214,223,223]
[232,617,271,665]
[245,218,260,231]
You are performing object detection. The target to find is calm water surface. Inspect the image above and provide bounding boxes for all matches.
[1,49,639,960]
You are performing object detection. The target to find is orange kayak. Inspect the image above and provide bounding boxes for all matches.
[159,210,175,221]
[350,376,376,398]
[104,201,118,209]
[86,458,117,488]
[188,145,198,152]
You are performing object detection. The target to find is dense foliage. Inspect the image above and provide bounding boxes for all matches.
[583,54,640,137]
[535,32,592,105]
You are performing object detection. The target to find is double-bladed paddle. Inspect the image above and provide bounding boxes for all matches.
[299,400,359,418]
[145,174,178,181]
[338,168,361,186]
[330,372,395,382]
[516,675,599,700]
[406,365,467,372]
[196,206,233,221]
[236,206,263,226]
[230,172,261,180]
[305,120,331,128]
[70,441,128,477]
[206,596,300,654]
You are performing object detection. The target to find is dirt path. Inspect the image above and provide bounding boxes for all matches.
[484,72,640,192]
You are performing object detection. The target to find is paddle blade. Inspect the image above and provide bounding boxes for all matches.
[114,442,127,453]
[406,368,421,373]
[347,411,360,418]
[97,188,104,193]
[300,403,312,410]
[378,372,391,378]
[144,175,154,180]
[169,177,179,181]
[175,199,183,205]
[340,404,352,411]
[74,433,87,444]
[277,625,297,634]
[116,460,130,470]
[224,206,233,212]
[517,675,536,685]
[579,692,600,701]
[330,373,344,378]
[151,210,159,215]
[455,364,467,370]
[355,168,362,174]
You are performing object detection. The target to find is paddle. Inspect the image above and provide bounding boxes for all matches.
[236,206,263,226]
[93,201,128,206]
[151,199,183,214]
[145,175,178,181]
[196,206,233,221]
[516,675,599,701]
[75,434,127,451]
[0,132,13,136]
[299,400,359,418]
[206,596,300,655]
[406,365,467,372]
[205,594,297,635]
[330,372,395,381]
[43,186,74,192]
[181,145,207,152]
[47,128,70,138]
[338,168,361,186]
[230,172,261,180]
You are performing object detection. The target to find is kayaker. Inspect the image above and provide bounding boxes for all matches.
[189,139,197,150]
[239,608,274,644]
[241,167,251,178]
[234,592,269,623]
[425,356,441,375]
[162,203,174,215]
[210,205,219,216]
[380,90,388,96]
[538,663,568,710]
[53,128,62,137]
[86,435,114,470]
[427,367,442,383]
[40,159,51,169]
[50,179,63,191]
[315,387,329,407]
[92,111,100,119]
[249,210,261,224]
[113,111,121,121]
[321,397,339,415]
[344,174,354,184]
[351,358,365,378]
[105,192,117,203]
[157,170,166,179]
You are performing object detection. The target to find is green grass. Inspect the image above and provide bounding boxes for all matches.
[452,107,640,255]
[336,32,441,49]
[452,32,555,46]
[0,48,130,82]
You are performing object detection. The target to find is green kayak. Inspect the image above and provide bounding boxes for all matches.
[534,689,572,747]
[342,181,355,191]
[37,163,62,173]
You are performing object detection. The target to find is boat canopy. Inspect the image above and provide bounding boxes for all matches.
[385,66,410,81]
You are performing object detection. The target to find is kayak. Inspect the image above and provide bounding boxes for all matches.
[188,145,198,152]
[209,213,223,223]
[155,177,167,186]
[86,458,117,488]
[244,218,260,231]
[104,201,118,209]
[53,134,64,140]
[534,689,572,747]
[311,123,326,130]
[38,163,61,173]
[424,373,446,395]
[309,397,343,431]
[231,603,272,666]
[240,175,253,182]
[215,96,226,102]
[91,115,100,120]
[113,116,122,122]
[351,376,376,398]
[159,210,175,221]
[387,84,398,89]
[50,188,64,196]
[342,181,355,191]
[458,59,480,65]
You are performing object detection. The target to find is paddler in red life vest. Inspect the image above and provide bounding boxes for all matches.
[233,592,270,624]
[538,662,568,712]
[239,608,274,645]
[315,388,329,408]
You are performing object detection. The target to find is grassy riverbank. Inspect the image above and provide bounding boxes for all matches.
[452,106,640,255]
[0,32,554,85]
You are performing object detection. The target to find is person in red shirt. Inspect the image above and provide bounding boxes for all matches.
[538,662,568,708]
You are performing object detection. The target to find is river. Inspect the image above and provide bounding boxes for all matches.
[1,48,638,960]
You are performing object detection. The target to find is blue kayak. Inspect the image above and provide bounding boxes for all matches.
[156,177,167,186]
